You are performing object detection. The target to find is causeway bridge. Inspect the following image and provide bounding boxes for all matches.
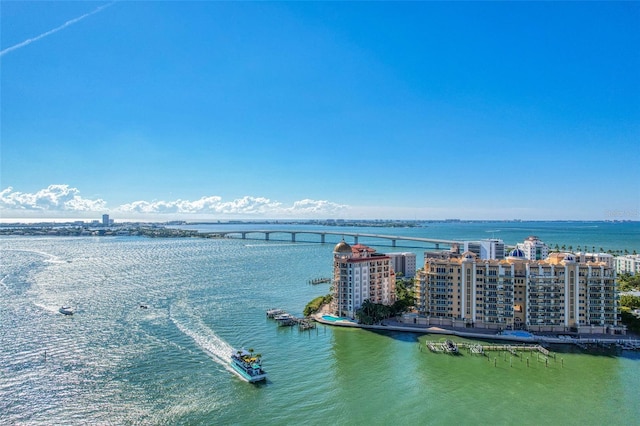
[214,230,461,249]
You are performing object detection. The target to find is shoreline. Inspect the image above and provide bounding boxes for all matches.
[312,314,640,348]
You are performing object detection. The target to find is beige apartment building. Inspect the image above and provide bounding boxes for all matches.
[331,240,396,319]
[415,249,622,334]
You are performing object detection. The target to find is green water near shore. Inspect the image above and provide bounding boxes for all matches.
[1,222,638,424]
[330,330,639,424]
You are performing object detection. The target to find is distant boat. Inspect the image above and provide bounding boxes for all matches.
[230,348,267,383]
[59,306,74,316]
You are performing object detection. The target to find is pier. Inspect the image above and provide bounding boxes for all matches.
[424,341,551,357]
[308,277,331,285]
[266,309,316,331]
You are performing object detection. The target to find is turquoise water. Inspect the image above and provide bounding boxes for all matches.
[1,222,638,424]
[180,220,640,254]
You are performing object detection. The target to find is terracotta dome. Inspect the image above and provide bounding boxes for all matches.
[334,239,352,253]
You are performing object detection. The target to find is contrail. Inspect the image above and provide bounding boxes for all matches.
[0,2,115,57]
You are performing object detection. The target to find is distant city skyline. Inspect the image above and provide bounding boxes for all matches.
[2,2,639,221]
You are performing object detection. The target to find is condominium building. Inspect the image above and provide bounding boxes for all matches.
[331,240,396,318]
[615,254,640,276]
[576,252,615,269]
[516,236,549,260]
[387,252,417,278]
[463,239,505,260]
[415,249,621,334]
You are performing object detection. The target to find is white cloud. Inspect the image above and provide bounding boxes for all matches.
[0,185,107,211]
[117,195,347,216]
[118,195,283,215]
[0,185,348,218]
[285,199,348,215]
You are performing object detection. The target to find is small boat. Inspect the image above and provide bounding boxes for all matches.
[266,308,285,318]
[444,340,459,354]
[59,306,74,316]
[230,348,267,383]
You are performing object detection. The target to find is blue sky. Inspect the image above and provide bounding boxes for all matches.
[1,1,639,221]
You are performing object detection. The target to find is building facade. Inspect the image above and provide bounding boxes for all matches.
[615,254,640,276]
[331,240,396,318]
[516,236,549,260]
[387,252,417,278]
[576,252,615,269]
[462,239,505,260]
[415,250,621,334]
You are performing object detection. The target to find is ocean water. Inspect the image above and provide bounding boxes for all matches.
[1,222,638,425]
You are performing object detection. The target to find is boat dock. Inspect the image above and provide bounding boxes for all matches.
[424,341,551,357]
[308,277,331,285]
[266,309,316,330]
[426,340,459,354]
[266,309,286,318]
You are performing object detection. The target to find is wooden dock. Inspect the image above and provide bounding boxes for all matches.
[308,277,331,285]
[266,309,316,330]
[424,341,551,357]
[425,340,459,354]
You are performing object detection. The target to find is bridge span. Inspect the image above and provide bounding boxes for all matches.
[214,230,461,249]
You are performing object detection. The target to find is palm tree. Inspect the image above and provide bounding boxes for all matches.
[357,299,374,324]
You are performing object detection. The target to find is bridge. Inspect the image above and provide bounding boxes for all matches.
[213,230,461,250]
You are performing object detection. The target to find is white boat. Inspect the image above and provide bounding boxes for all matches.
[230,348,267,383]
[59,306,74,316]
[444,340,459,354]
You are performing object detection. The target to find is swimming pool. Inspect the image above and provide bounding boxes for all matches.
[321,315,355,323]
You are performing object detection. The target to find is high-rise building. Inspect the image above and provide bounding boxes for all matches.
[463,239,505,260]
[576,252,615,269]
[331,240,396,318]
[387,252,417,278]
[415,249,621,334]
[615,254,640,276]
[102,214,110,227]
[517,236,549,260]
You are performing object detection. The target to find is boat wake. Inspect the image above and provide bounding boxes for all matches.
[6,248,67,264]
[0,274,9,291]
[33,301,63,314]
[169,302,236,375]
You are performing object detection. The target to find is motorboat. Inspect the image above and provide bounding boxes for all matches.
[230,348,267,383]
[59,306,74,316]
